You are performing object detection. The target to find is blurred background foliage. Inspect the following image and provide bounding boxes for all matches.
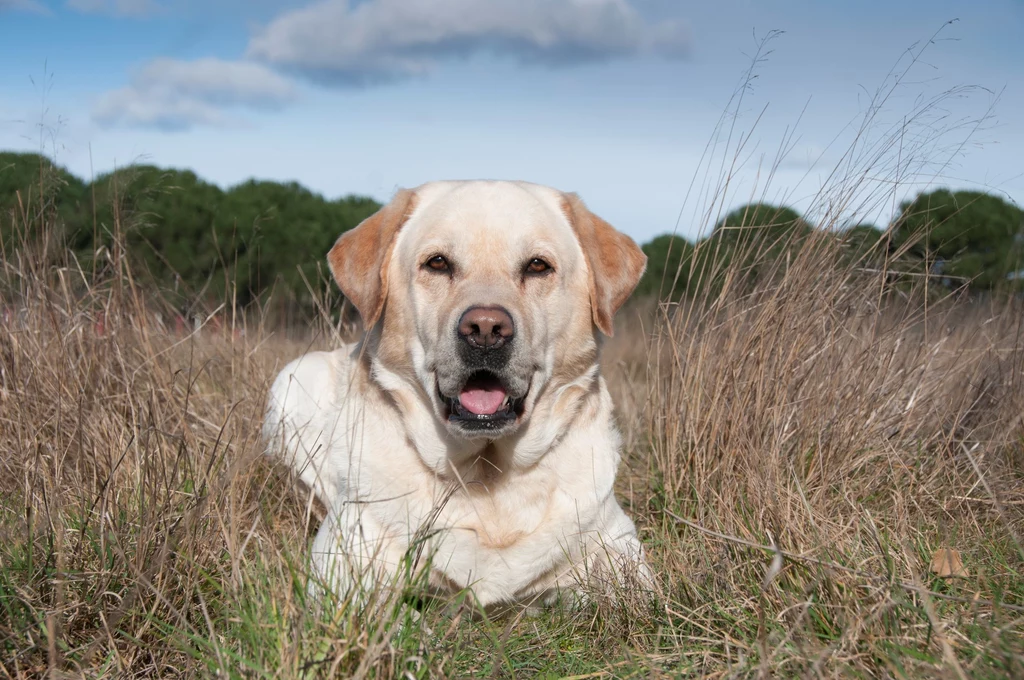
[3,151,1022,324]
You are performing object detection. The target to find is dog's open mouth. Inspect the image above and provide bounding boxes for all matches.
[442,371,526,429]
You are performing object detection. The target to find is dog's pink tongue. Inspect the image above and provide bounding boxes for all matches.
[459,385,507,415]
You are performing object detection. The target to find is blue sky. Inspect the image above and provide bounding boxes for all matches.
[1,0,1021,243]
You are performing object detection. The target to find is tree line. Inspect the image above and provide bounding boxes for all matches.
[0,151,380,321]
[636,192,1023,300]
[2,151,1021,320]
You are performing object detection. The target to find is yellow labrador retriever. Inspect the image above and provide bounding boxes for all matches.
[264,180,650,608]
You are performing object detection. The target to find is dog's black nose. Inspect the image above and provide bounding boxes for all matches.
[458,306,514,349]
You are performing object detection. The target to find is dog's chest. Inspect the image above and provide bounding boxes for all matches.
[444,479,554,550]
[356,420,620,602]
[412,469,603,600]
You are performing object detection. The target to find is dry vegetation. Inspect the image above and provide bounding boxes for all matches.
[3,31,1024,679]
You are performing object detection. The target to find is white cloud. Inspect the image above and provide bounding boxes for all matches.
[246,0,690,86]
[66,0,161,17]
[0,0,49,13]
[93,58,299,131]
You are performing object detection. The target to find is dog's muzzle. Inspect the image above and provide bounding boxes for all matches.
[438,305,528,434]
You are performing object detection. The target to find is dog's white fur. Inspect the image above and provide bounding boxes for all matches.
[263,180,650,607]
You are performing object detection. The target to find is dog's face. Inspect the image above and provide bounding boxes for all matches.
[328,181,645,445]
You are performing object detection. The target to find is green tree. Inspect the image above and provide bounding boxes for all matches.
[632,204,814,302]
[840,223,885,262]
[702,203,812,292]
[0,152,382,315]
[86,168,382,310]
[635,234,694,300]
[891,189,1024,289]
[711,203,811,248]
[216,180,379,307]
[88,166,227,303]
[0,152,88,251]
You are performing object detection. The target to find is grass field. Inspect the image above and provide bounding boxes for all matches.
[3,199,1023,679]
[3,40,1024,678]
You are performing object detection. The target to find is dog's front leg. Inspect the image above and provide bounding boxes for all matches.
[307,503,409,610]
[569,503,656,605]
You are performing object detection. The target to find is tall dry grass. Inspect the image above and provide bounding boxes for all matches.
[605,27,1023,676]
[2,27,1023,678]
[608,235,1024,677]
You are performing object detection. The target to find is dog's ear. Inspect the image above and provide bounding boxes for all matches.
[328,189,417,328]
[562,193,647,337]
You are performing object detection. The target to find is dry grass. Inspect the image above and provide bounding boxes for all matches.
[611,239,1024,678]
[3,28,1023,678]
[3,196,1022,680]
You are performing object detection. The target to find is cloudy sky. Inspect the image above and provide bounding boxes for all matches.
[1,0,1021,242]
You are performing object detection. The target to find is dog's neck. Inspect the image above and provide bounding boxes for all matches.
[444,443,513,488]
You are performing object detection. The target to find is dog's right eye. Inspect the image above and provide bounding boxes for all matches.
[424,255,451,273]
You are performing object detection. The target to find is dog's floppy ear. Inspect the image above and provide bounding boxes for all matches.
[328,189,417,328]
[562,193,647,337]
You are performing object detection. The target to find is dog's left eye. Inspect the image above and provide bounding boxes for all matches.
[424,255,451,272]
[525,258,551,275]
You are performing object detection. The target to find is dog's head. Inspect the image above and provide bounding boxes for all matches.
[328,181,645,445]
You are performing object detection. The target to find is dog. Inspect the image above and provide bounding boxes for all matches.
[263,180,651,610]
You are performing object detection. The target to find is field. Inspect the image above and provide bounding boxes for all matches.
[2,204,1023,679]
[2,47,1024,678]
